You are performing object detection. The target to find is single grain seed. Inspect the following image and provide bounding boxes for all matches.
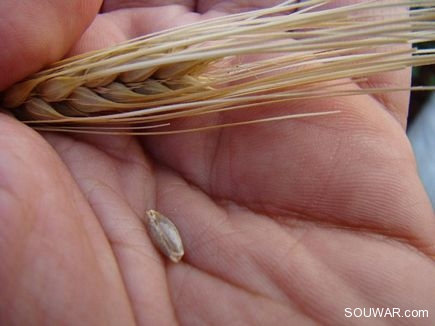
[145,209,184,263]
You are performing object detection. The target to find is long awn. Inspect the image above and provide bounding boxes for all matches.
[2,0,435,135]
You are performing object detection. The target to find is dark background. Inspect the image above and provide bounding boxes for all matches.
[408,41,435,127]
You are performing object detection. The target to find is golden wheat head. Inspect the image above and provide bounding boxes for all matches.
[1,0,435,135]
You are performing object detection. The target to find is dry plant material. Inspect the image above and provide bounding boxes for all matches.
[146,210,184,263]
[1,0,435,134]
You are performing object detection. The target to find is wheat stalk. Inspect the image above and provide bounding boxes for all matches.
[1,0,435,135]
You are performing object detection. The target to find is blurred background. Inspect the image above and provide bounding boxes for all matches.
[408,42,435,208]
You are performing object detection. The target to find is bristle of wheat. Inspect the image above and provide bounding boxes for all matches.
[1,0,435,134]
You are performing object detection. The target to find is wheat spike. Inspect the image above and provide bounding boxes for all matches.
[1,0,435,135]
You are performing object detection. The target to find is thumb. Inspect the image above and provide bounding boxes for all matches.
[0,0,102,90]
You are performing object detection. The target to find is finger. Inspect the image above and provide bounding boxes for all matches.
[0,0,102,90]
[42,132,181,325]
[196,0,284,14]
[68,5,201,55]
[73,0,289,55]
[101,0,195,12]
[0,114,135,325]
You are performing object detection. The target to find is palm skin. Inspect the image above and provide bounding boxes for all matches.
[1,1,435,325]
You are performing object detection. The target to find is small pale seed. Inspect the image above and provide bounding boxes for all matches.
[145,210,184,263]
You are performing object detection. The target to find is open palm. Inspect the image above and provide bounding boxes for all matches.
[1,1,434,325]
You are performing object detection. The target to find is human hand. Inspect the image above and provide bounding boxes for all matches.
[1,1,434,325]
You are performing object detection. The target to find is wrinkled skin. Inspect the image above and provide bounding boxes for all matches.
[1,1,434,325]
